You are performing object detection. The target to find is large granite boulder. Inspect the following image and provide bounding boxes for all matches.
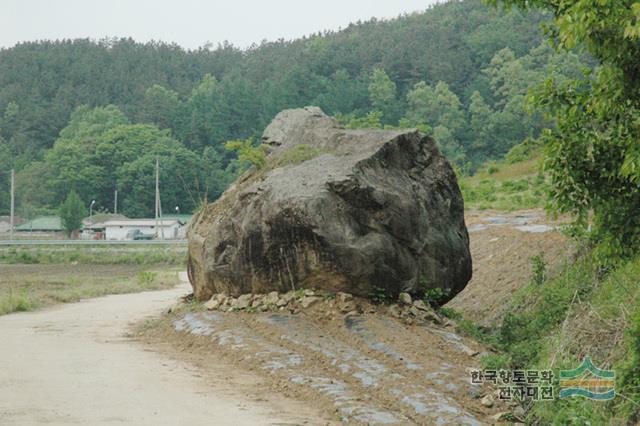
[188,107,471,301]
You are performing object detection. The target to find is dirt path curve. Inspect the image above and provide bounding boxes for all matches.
[0,273,324,425]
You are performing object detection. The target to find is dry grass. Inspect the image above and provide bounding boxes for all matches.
[0,264,180,315]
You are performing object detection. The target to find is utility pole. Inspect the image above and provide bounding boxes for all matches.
[158,187,165,240]
[155,158,159,238]
[114,190,118,215]
[154,158,164,240]
[9,169,14,241]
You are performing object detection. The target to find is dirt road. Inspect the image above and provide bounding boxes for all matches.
[0,275,325,425]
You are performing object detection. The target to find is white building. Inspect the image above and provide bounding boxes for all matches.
[103,219,181,241]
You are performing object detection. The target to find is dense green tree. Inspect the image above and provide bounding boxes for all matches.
[368,68,397,119]
[405,81,468,161]
[45,105,127,204]
[407,81,466,135]
[200,147,235,201]
[468,90,495,161]
[44,106,209,217]
[59,190,85,237]
[432,125,467,165]
[338,111,383,130]
[490,0,640,259]
[313,69,369,116]
[116,146,202,218]
[14,161,56,215]
[137,85,180,129]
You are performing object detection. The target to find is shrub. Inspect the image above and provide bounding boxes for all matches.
[419,277,451,307]
[481,353,511,370]
[225,137,267,170]
[530,254,547,286]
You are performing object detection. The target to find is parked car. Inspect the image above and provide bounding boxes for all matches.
[126,229,154,240]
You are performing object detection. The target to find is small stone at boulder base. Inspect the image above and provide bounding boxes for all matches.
[233,294,253,310]
[399,293,413,306]
[339,301,357,313]
[187,106,471,300]
[276,298,288,307]
[265,291,279,305]
[409,306,426,319]
[301,296,323,309]
[336,292,353,304]
[424,310,444,325]
[412,299,431,311]
[251,296,264,309]
[204,298,220,311]
[388,304,402,319]
[282,292,296,303]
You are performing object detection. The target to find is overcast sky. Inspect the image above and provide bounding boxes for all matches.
[1,0,442,50]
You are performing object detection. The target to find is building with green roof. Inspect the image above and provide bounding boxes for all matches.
[15,216,62,232]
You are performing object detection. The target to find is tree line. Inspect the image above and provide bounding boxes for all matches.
[0,0,590,217]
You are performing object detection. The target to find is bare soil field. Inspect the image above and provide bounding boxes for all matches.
[447,209,574,326]
[144,299,494,425]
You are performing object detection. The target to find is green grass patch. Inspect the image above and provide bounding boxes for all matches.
[0,245,186,266]
[459,156,547,211]
[0,288,38,315]
[271,144,322,168]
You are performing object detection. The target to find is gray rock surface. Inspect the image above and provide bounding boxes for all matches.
[188,106,471,300]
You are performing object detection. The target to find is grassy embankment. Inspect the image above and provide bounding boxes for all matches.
[0,244,186,316]
[459,156,546,211]
[446,250,640,424]
[447,154,640,424]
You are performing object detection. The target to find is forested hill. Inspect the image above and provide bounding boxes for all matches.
[0,0,587,217]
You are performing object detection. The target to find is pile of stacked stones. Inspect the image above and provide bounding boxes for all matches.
[203,289,357,315]
[386,292,444,325]
[202,289,444,326]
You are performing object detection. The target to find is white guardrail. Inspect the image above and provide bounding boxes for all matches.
[0,239,188,246]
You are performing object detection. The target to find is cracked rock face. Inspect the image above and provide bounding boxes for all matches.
[187,106,471,301]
